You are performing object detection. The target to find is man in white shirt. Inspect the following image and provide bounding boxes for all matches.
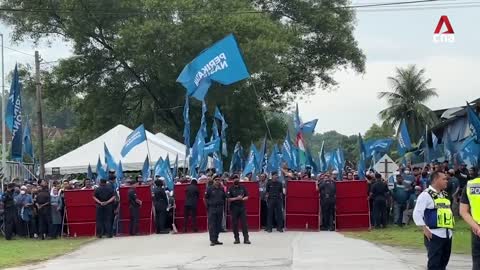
[413,171,454,270]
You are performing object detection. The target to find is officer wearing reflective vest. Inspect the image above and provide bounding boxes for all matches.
[413,171,454,270]
[460,176,480,270]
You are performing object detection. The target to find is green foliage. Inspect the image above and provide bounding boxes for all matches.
[0,0,365,156]
[378,65,438,142]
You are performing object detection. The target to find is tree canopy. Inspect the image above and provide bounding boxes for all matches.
[0,0,365,159]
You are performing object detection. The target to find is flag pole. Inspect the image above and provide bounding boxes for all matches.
[144,129,153,177]
[1,33,5,191]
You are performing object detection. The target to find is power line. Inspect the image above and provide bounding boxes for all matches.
[3,46,34,57]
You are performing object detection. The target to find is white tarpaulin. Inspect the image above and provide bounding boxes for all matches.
[45,125,187,175]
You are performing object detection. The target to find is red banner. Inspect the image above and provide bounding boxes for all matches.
[64,189,96,236]
[119,185,153,235]
[174,183,208,232]
[226,181,260,231]
[285,180,319,230]
[335,181,370,230]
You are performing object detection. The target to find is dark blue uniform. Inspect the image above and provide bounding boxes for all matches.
[153,186,168,234]
[319,179,336,231]
[184,183,199,232]
[1,190,15,240]
[228,184,249,242]
[128,187,140,235]
[266,180,284,232]
[94,185,115,238]
[205,185,226,243]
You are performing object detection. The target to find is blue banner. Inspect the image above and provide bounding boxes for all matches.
[461,136,480,166]
[96,157,106,182]
[23,117,34,159]
[257,136,267,173]
[121,124,147,157]
[6,65,22,160]
[242,144,257,177]
[154,156,164,177]
[116,160,123,182]
[294,103,318,135]
[200,101,208,139]
[397,119,412,156]
[183,95,190,156]
[214,106,228,156]
[158,157,174,190]
[364,138,394,157]
[282,132,295,169]
[177,34,250,101]
[104,143,117,171]
[229,142,243,173]
[142,156,150,182]
[190,131,205,169]
[467,103,480,141]
[267,144,281,174]
[204,137,221,155]
[319,141,327,172]
[213,151,223,174]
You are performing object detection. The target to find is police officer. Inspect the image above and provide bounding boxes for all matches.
[460,173,480,269]
[319,173,336,231]
[266,171,284,233]
[413,171,454,270]
[258,173,268,228]
[228,178,251,244]
[35,180,51,240]
[184,178,199,233]
[205,177,226,246]
[128,180,142,236]
[93,179,116,238]
[2,183,16,240]
[153,179,169,234]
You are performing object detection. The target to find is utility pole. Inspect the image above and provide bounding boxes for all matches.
[35,51,45,179]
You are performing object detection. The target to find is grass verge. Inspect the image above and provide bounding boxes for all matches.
[0,237,94,269]
[343,219,471,254]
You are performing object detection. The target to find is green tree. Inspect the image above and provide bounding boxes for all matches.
[364,122,395,141]
[378,65,438,142]
[0,0,365,156]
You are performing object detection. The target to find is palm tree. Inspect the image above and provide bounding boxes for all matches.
[378,65,438,142]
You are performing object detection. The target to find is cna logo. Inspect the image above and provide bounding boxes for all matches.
[433,15,455,43]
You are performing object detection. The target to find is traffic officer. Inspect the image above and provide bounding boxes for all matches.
[153,179,169,234]
[128,180,142,236]
[2,183,16,240]
[227,178,251,244]
[93,179,116,238]
[319,173,336,231]
[205,177,226,246]
[460,174,480,269]
[413,171,454,270]
[266,171,284,233]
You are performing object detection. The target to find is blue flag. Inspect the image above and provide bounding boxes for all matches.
[294,104,301,132]
[242,144,257,177]
[6,65,23,161]
[397,119,412,156]
[177,34,250,101]
[319,141,327,172]
[467,103,480,141]
[142,156,150,182]
[23,117,34,159]
[306,147,318,175]
[204,137,221,155]
[211,119,219,140]
[200,101,208,139]
[432,132,439,151]
[104,143,117,171]
[213,151,223,174]
[183,95,191,156]
[229,142,243,173]
[96,156,106,181]
[121,124,147,157]
[214,106,228,156]
[444,133,455,162]
[173,154,178,179]
[364,138,394,157]
[294,103,318,135]
[87,164,93,179]
[116,160,123,182]
[461,136,480,166]
[282,132,295,169]
[257,136,267,173]
[159,157,174,190]
[190,130,205,169]
[358,134,367,180]
[267,145,281,174]
[154,156,164,177]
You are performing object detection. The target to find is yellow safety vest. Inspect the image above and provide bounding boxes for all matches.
[425,189,454,229]
[466,178,480,224]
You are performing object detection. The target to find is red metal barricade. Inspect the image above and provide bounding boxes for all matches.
[285,180,320,230]
[174,183,208,233]
[119,185,153,235]
[225,181,260,231]
[64,189,96,236]
[335,181,370,230]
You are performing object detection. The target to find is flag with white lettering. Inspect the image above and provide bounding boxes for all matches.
[176,34,250,101]
[142,156,150,182]
[214,106,228,156]
[23,117,34,160]
[183,95,190,156]
[6,65,23,160]
[121,124,147,157]
[397,119,412,156]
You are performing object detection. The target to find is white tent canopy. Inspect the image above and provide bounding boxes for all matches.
[45,124,187,175]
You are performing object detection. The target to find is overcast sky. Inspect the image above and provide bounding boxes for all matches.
[0,1,479,136]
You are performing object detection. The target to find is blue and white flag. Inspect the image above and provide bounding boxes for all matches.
[173,154,179,179]
[294,104,301,132]
[204,137,221,155]
[267,144,281,174]
[6,64,23,160]
[213,151,223,174]
[190,131,205,169]
[87,164,93,179]
[183,95,191,156]
[282,132,295,169]
[294,103,318,135]
[116,160,124,182]
[23,117,34,159]
[214,106,228,156]
[257,136,267,173]
[121,124,147,157]
[96,156,106,181]
[229,142,243,173]
[177,34,250,101]
[211,119,220,140]
[461,136,480,166]
[159,157,174,190]
[319,141,327,172]
[397,119,412,156]
[154,156,164,177]
[432,132,439,151]
[142,156,150,182]
[364,138,394,157]
[242,144,257,177]
[444,133,455,162]
[104,143,117,171]
[467,102,480,141]
[200,101,208,139]
[358,134,367,179]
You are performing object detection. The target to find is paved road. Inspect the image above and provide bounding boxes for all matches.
[6,231,471,270]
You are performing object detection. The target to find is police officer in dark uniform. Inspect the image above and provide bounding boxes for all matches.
[153,179,169,234]
[266,171,284,233]
[2,183,16,240]
[35,180,51,240]
[228,178,251,244]
[128,180,142,236]
[93,179,115,238]
[205,177,226,246]
[319,173,336,231]
[184,178,199,233]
